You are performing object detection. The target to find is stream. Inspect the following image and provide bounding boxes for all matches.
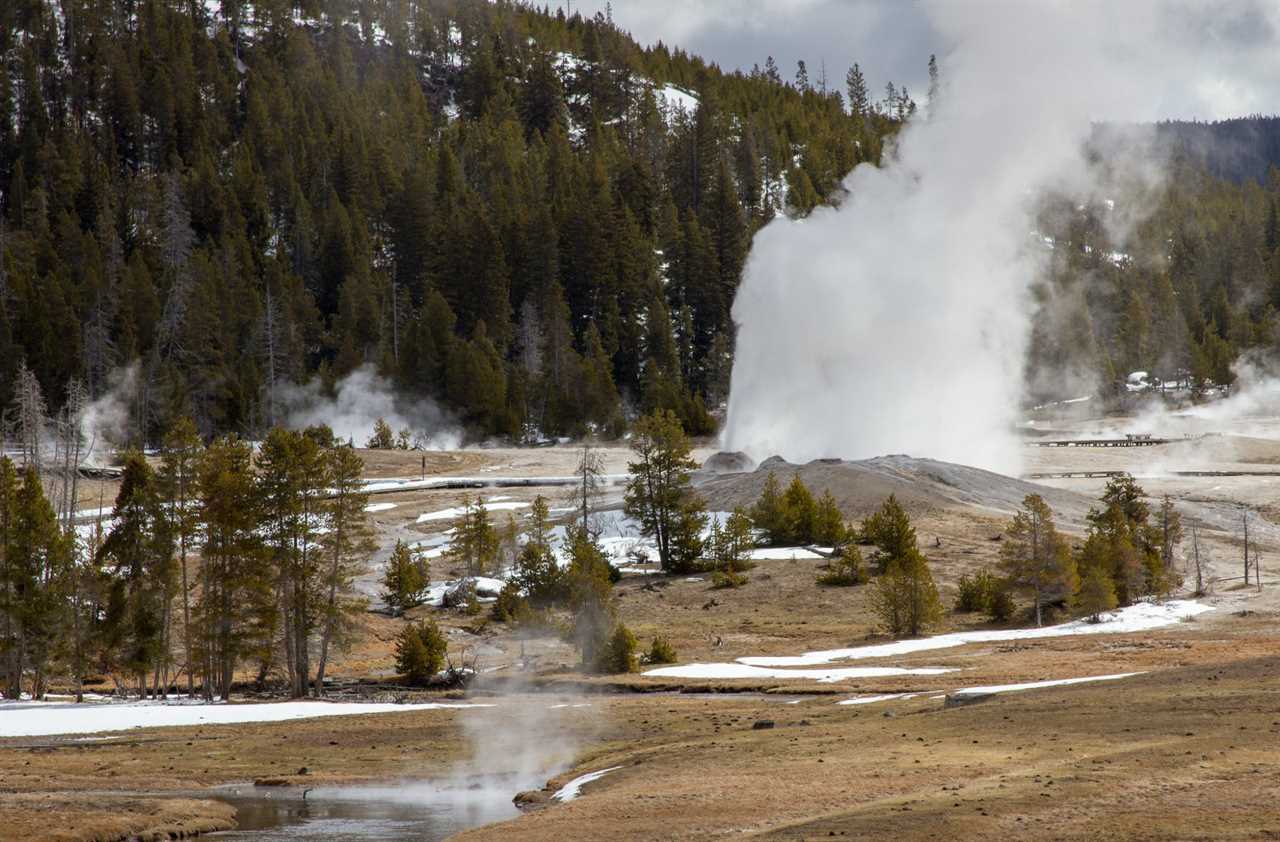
[205,777,528,841]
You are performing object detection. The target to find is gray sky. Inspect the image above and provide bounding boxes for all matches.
[560,0,1280,121]
[564,0,940,105]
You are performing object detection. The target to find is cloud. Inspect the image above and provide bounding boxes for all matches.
[574,0,1280,120]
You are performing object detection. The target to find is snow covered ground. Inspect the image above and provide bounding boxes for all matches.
[833,672,1144,707]
[418,501,530,522]
[641,663,956,683]
[737,600,1212,668]
[552,766,623,802]
[642,601,1210,684]
[0,699,489,738]
[948,672,1143,699]
[422,576,506,607]
[836,693,913,706]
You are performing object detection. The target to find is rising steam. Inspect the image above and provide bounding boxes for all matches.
[276,365,462,449]
[723,1,1280,473]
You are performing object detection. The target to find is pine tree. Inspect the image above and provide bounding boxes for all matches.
[196,436,270,700]
[862,495,917,573]
[750,472,786,545]
[99,453,174,697]
[846,63,869,121]
[257,427,328,697]
[449,497,499,584]
[383,540,430,615]
[4,463,70,699]
[781,476,817,545]
[395,618,447,685]
[871,548,942,637]
[315,445,375,694]
[1000,494,1077,626]
[813,490,848,547]
[159,417,203,696]
[624,409,707,573]
[565,525,615,671]
[511,496,562,607]
[1074,565,1118,622]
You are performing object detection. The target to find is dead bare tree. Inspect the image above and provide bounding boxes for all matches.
[142,173,196,436]
[8,362,48,476]
[56,380,89,527]
[1242,508,1251,586]
[569,442,606,539]
[1191,527,1206,596]
[83,231,121,400]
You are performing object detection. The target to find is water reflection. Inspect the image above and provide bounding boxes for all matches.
[209,778,526,841]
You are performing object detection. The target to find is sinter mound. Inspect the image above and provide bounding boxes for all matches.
[697,453,1095,525]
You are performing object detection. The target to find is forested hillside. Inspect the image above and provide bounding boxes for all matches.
[1028,154,1280,402]
[0,0,904,444]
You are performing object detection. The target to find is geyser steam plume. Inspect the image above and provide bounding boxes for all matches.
[723,1,1280,474]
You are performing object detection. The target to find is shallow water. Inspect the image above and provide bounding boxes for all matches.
[207,780,524,841]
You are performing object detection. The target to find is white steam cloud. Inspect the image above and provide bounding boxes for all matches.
[276,364,462,449]
[723,1,1280,474]
[78,363,138,465]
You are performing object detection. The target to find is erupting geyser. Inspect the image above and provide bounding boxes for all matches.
[721,0,1280,474]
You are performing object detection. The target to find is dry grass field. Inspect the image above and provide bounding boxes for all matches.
[5,436,1280,840]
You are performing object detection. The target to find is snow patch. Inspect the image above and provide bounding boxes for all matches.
[949,672,1143,699]
[0,699,489,738]
[739,600,1212,668]
[836,693,909,706]
[552,766,623,802]
[642,664,955,683]
[418,501,530,523]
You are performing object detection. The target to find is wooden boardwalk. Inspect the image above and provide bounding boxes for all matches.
[1026,438,1171,448]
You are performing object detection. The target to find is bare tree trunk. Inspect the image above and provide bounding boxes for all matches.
[1192,527,1204,595]
[315,524,344,697]
[1243,510,1249,585]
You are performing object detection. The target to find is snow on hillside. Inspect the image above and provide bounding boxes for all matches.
[655,84,699,114]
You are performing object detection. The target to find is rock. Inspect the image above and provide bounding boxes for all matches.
[883,710,895,718]
[702,451,756,475]
[296,766,309,776]
[513,789,551,810]
[945,692,993,708]
[752,720,775,730]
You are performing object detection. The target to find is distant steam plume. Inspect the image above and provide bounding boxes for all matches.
[276,365,462,449]
[723,1,1280,474]
[78,363,139,465]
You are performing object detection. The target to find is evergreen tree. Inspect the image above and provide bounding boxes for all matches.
[1074,565,1118,622]
[750,471,786,545]
[383,540,430,615]
[862,495,917,573]
[1000,494,1077,626]
[870,548,942,637]
[98,453,174,697]
[565,525,615,670]
[196,436,270,700]
[623,409,707,573]
[813,490,848,546]
[395,618,447,685]
[511,496,563,607]
[159,416,203,696]
[315,445,375,694]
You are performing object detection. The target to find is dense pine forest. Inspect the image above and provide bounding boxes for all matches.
[6,0,1280,448]
[0,0,905,444]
